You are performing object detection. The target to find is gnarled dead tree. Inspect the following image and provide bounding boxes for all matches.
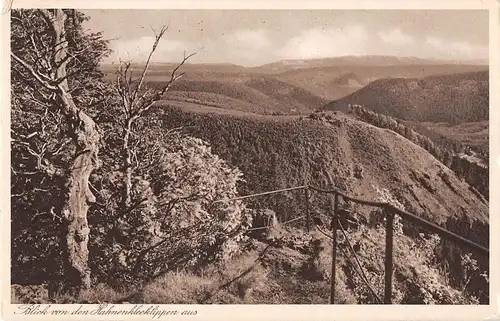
[11,9,103,292]
[114,25,199,211]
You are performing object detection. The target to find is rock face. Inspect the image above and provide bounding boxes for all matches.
[353,164,364,179]
[450,155,488,201]
[301,238,330,281]
[252,209,279,229]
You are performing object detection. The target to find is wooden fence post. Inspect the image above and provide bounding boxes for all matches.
[330,192,339,304]
[384,206,394,304]
[305,187,310,232]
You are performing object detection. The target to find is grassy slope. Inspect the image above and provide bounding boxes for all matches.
[340,105,489,201]
[157,75,327,115]
[322,71,488,124]
[102,61,487,105]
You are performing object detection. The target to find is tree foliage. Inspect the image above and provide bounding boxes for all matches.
[89,130,252,285]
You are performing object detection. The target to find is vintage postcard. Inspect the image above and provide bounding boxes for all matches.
[1,0,499,320]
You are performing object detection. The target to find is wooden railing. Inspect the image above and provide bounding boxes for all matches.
[215,184,489,304]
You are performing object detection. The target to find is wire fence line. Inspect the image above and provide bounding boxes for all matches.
[312,220,383,304]
[246,215,306,232]
[211,185,308,205]
[212,183,489,304]
[338,220,383,304]
[215,184,488,256]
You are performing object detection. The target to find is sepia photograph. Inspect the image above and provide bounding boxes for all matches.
[5,5,495,311]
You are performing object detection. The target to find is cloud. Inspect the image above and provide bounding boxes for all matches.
[107,36,196,63]
[104,28,488,66]
[425,36,488,60]
[207,29,275,65]
[378,28,414,46]
[222,29,272,50]
[277,26,369,59]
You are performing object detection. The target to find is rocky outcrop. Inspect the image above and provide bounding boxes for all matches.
[449,155,488,201]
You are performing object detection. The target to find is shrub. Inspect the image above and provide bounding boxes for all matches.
[89,133,252,286]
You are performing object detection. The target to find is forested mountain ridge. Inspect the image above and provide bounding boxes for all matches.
[322,71,488,124]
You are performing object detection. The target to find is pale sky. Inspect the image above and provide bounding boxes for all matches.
[81,10,489,67]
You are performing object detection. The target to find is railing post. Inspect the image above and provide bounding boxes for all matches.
[305,187,310,232]
[384,206,394,304]
[330,192,339,304]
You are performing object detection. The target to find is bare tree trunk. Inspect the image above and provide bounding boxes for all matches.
[122,120,133,209]
[58,102,99,292]
[46,9,99,291]
[114,25,198,217]
[116,29,167,213]
[12,9,106,293]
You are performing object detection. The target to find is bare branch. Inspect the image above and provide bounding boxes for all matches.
[51,138,72,155]
[112,24,201,212]
[135,48,201,115]
[130,24,169,105]
[11,52,57,90]
[127,25,201,118]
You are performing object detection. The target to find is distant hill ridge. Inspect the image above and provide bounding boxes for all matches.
[322,70,488,124]
[142,75,328,115]
[101,55,488,102]
[250,55,487,73]
[100,55,487,74]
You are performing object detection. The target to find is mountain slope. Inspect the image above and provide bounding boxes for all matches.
[150,105,488,230]
[402,120,489,158]
[341,105,488,200]
[322,71,488,124]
